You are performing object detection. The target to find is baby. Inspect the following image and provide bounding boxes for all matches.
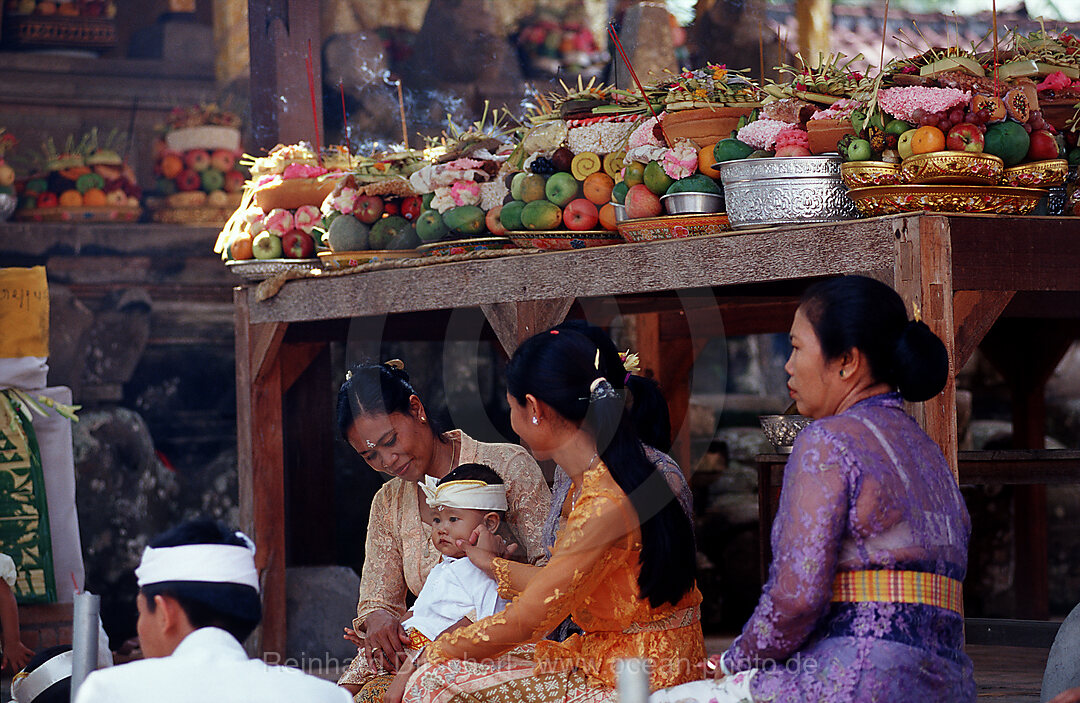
[383,463,519,703]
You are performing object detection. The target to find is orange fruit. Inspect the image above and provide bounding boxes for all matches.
[59,189,83,207]
[910,125,946,155]
[583,172,615,205]
[160,154,184,179]
[82,188,107,206]
[698,143,722,178]
[230,232,255,260]
[598,202,619,231]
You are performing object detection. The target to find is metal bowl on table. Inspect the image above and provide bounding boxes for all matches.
[660,191,724,215]
[611,201,628,223]
[759,414,814,454]
[719,155,860,229]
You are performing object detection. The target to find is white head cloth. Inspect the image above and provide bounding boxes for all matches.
[421,476,507,511]
[135,532,259,592]
[11,649,73,703]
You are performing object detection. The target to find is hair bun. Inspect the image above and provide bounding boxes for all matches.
[892,319,949,402]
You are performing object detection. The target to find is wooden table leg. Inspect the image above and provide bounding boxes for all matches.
[235,288,288,658]
[481,299,575,357]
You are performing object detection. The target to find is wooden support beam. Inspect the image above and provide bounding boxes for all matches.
[248,0,323,150]
[235,288,287,658]
[952,290,1015,373]
[481,298,575,357]
[279,342,325,393]
[892,216,959,478]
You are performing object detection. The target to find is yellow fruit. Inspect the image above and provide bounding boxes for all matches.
[59,189,83,207]
[698,144,722,179]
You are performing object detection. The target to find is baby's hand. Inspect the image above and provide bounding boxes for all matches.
[343,627,364,648]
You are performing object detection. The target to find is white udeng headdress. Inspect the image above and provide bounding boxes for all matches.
[135,531,259,592]
[421,476,508,511]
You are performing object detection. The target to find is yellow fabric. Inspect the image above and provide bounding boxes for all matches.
[0,267,49,359]
[355,674,393,703]
[427,462,705,691]
[831,569,964,614]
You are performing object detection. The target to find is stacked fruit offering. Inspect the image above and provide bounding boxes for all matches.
[148,104,246,221]
[15,130,141,221]
[216,143,355,262]
[837,84,1066,169]
[497,146,620,233]
[4,0,116,18]
[318,175,422,255]
[0,129,17,221]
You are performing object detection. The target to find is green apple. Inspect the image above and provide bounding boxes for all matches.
[897,129,918,160]
[845,139,873,162]
[252,231,283,259]
[885,119,914,136]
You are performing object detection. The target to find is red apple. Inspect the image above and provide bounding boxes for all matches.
[210,149,237,172]
[623,184,663,219]
[485,206,506,236]
[775,145,812,157]
[354,195,384,224]
[36,192,59,208]
[946,123,985,153]
[184,149,212,172]
[282,229,315,259]
[223,170,246,193]
[400,195,421,221]
[383,199,400,215]
[1027,129,1061,162]
[563,198,599,231]
[175,169,201,191]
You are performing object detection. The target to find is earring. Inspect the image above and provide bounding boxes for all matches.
[420,415,427,423]
[531,417,539,425]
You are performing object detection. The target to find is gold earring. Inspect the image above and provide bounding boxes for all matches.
[420,415,427,422]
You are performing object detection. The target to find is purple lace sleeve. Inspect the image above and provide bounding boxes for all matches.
[724,424,852,671]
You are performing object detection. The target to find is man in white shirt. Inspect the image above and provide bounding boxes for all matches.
[74,520,350,703]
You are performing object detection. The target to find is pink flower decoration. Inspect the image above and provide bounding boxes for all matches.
[450,181,480,206]
[774,127,810,150]
[1037,71,1072,91]
[736,119,795,150]
[662,140,699,179]
[876,86,970,122]
[628,115,665,149]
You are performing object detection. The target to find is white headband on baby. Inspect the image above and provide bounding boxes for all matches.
[135,532,259,592]
[421,476,507,511]
[11,650,73,703]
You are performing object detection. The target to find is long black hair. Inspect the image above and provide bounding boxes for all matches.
[335,361,446,441]
[506,328,696,608]
[554,320,672,453]
[800,275,949,402]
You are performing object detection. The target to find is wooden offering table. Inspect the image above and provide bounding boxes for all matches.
[233,213,1080,657]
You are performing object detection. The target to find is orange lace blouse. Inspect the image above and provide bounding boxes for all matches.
[426,462,705,690]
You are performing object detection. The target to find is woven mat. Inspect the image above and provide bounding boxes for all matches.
[254,247,542,301]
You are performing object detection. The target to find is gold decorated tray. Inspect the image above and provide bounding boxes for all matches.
[416,237,518,257]
[1000,159,1070,188]
[846,185,1046,217]
[900,151,1004,186]
[506,230,624,251]
[617,213,732,243]
[841,161,902,189]
[317,249,418,269]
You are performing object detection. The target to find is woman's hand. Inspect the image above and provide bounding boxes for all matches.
[457,524,514,576]
[697,654,726,681]
[362,611,410,672]
[343,626,364,648]
[1050,688,1080,703]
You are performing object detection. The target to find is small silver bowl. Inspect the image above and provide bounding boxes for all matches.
[660,191,724,215]
[759,414,813,454]
[611,201,628,223]
[0,193,16,222]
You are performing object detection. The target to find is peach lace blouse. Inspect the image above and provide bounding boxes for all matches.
[353,430,551,630]
[426,462,705,690]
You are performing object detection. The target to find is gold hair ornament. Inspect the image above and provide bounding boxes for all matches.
[912,302,922,323]
[384,359,405,370]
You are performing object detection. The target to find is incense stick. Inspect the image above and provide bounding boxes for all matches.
[608,22,669,144]
[879,0,891,79]
[758,19,765,82]
[396,79,408,148]
[340,81,350,157]
[305,39,322,166]
[991,0,1001,98]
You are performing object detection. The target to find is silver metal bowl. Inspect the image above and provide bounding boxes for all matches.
[0,193,16,222]
[759,414,814,453]
[660,191,724,215]
[719,155,860,229]
[611,201,628,223]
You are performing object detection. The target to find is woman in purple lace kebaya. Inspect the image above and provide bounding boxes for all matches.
[653,275,976,703]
